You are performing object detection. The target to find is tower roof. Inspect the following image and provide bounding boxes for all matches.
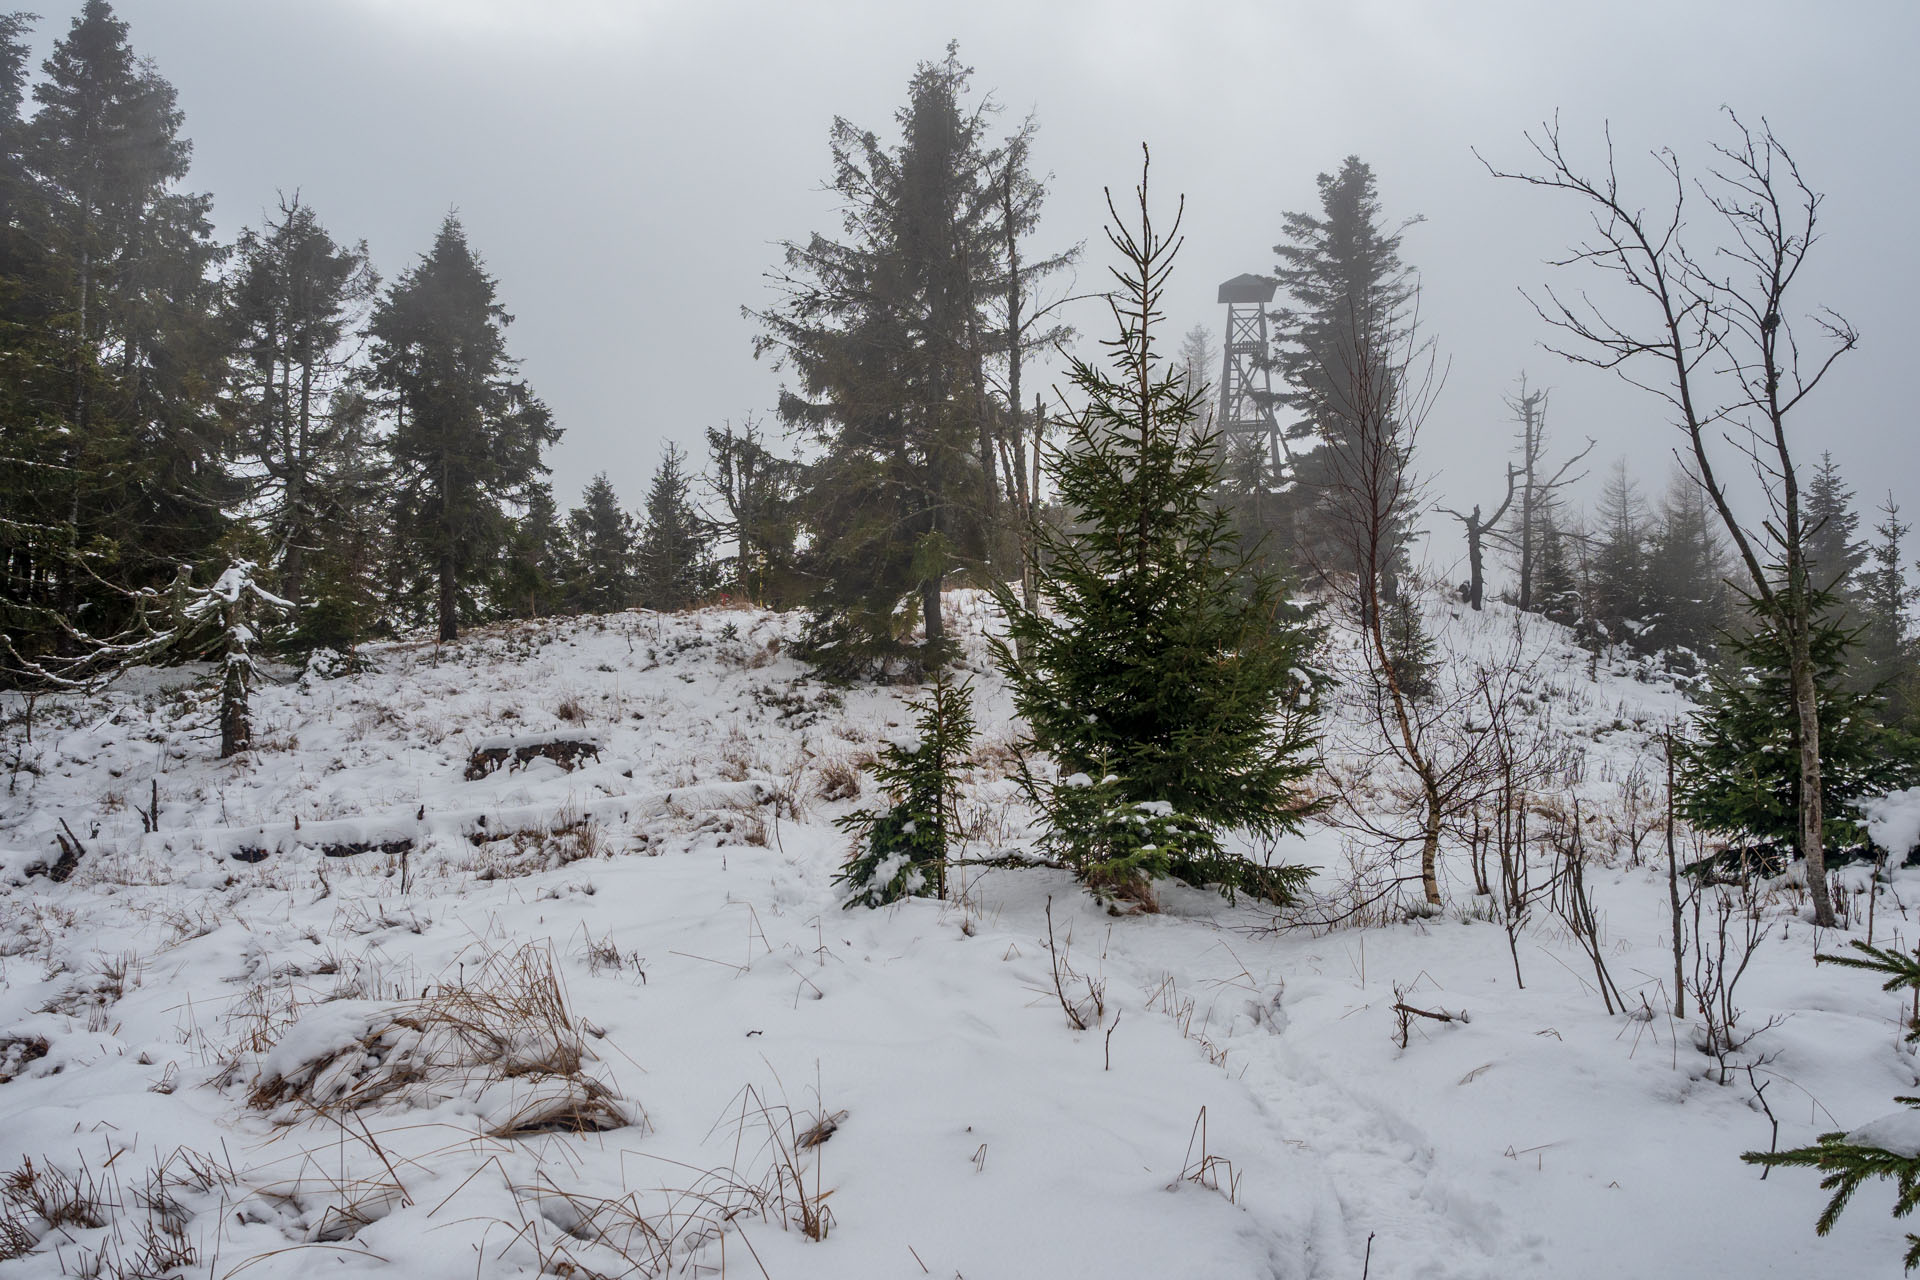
[1217,273,1277,304]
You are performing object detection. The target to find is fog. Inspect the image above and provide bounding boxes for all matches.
[51,0,1920,566]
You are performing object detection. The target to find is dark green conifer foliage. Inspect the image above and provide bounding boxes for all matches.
[1588,460,1649,649]
[1382,593,1436,699]
[566,473,636,614]
[1804,451,1867,598]
[1642,468,1730,667]
[1678,580,1918,849]
[6,1,233,657]
[752,45,996,677]
[225,194,378,610]
[1533,512,1581,627]
[1858,497,1918,729]
[836,675,974,906]
[0,11,56,652]
[370,216,558,641]
[284,393,387,655]
[1270,156,1417,589]
[503,480,567,619]
[635,445,709,611]
[704,420,803,606]
[1746,939,1920,1273]
[992,154,1321,906]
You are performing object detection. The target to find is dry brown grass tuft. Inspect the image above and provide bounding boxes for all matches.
[0,1146,234,1276]
[247,942,637,1140]
[810,751,865,804]
[473,810,609,879]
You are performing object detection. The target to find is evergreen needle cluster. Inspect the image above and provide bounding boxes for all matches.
[1746,940,1920,1271]
[835,675,976,907]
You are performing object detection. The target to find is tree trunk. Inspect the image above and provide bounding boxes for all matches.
[1420,771,1444,906]
[438,552,458,643]
[1666,731,1685,1018]
[921,576,944,660]
[220,656,250,758]
[220,592,251,758]
[1518,407,1538,611]
[1466,522,1485,610]
[1789,621,1835,925]
[1364,547,1445,909]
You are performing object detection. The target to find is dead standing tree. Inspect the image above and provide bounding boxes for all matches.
[1505,378,1593,611]
[1439,464,1518,611]
[1485,113,1855,927]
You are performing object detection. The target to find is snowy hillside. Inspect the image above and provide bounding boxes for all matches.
[0,596,1912,1279]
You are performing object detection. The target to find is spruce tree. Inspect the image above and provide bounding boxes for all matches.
[0,12,57,657]
[6,1,232,659]
[1858,497,1918,730]
[284,391,388,655]
[1383,592,1436,699]
[566,473,636,614]
[1588,459,1650,650]
[1533,513,1581,627]
[1804,451,1867,598]
[1678,581,1918,851]
[1270,156,1418,591]
[1176,323,1216,420]
[172,562,289,757]
[1642,467,1730,667]
[992,153,1321,907]
[635,444,708,612]
[503,480,568,619]
[704,419,802,606]
[225,194,378,610]
[370,215,558,641]
[753,44,998,675]
[836,675,974,906]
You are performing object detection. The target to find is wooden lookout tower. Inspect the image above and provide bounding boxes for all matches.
[1216,273,1284,473]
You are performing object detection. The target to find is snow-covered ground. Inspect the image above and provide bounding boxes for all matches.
[0,595,1913,1278]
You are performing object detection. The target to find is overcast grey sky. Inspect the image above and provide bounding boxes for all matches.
[25,0,1920,577]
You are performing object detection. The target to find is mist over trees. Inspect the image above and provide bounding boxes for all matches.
[4,4,1919,908]
[8,9,1920,1272]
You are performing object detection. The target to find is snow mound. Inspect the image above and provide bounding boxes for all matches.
[249,943,635,1139]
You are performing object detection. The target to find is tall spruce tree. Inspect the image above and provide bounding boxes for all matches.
[0,11,57,655]
[1176,323,1216,421]
[992,153,1321,907]
[635,444,707,612]
[225,194,378,610]
[752,44,997,676]
[370,216,557,641]
[7,1,232,661]
[284,390,387,654]
[1270,156,1418,595]
[565,473,636,614]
